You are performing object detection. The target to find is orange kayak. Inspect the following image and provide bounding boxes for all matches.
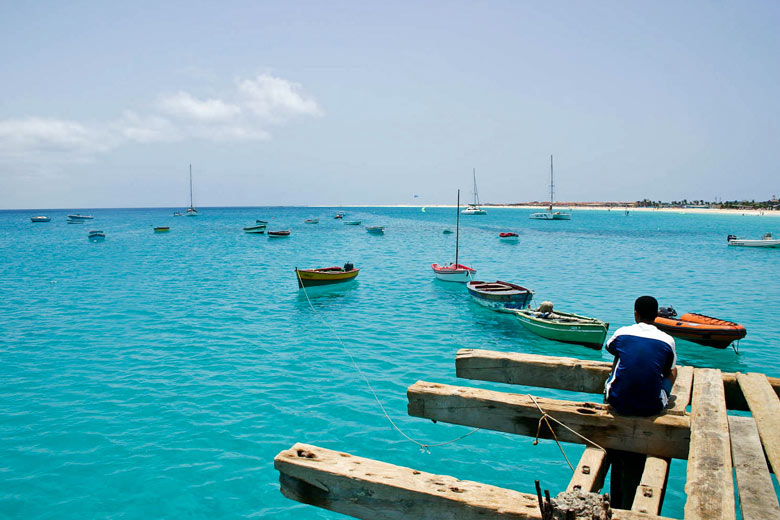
[654,312,746,349]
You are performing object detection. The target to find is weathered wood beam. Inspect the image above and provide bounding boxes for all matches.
[407,381,690,459]
[455,349,780,411]
[684,368,735,520]
[728,416,780,520]
[667,366,693,415]
[567,446,608,492]
[737,372,780,476]
[630,456,669,516]
[274,443,672,520]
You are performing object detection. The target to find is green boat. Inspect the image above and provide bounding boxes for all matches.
[513,305,609,349]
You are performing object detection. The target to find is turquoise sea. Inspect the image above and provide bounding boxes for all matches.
[1,206,778,519]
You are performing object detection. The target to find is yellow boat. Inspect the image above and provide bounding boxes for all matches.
[295,263,359,288]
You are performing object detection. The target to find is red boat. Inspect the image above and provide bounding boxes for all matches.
[499,232,519,242]
[654,307,746,349]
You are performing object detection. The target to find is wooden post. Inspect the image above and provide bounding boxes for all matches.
[684,368,735,520]
[567,446,608,492]
[630,456,669,515]
[736,372,780,475]
[407,381,690,459]
[728,416,780,520]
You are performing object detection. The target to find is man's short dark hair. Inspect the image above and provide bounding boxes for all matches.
[635,295,659,321]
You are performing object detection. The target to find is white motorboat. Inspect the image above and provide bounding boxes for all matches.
[727,233,780,248]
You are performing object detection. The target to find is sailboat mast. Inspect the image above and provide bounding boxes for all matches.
[189,164,193,208]
[549,155,554,210]
[455,189,460,266]
[473,168,479,206]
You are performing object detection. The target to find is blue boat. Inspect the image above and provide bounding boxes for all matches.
[88,230,105,242]
[467,280,534,313]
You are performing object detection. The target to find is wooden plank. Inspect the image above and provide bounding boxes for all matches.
[456,348,610,393]
[728,416,780,520]
[684,368,735,520]
[407,381,690,459]
[455,349,780,411]
[667,365,693,415]
[274,443,673,520]
[567,446,608,492]
[630,456,669,515]
[737,372,780,476]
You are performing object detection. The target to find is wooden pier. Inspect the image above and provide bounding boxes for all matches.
[275,348,780,519]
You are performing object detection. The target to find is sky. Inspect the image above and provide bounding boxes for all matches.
[1,1,779,209]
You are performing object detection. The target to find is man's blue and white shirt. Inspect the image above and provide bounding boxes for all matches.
[604,322,676,416]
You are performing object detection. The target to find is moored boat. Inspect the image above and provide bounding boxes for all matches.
[68,214,94,220]
[727,233,780,248]
[185,164,198,216]
[467,281,534,312]
[305,218,319,224]
[433,189,475,282]
[268,230,291,238]
[243,224,267,234]
[67,220,84,224]
[295,263,360,288]
[154,226,170,233]
[365,226,385,235]
[31,216,51,223]
[530,155,571,221]
[442,229,454,235]
[499,232,519,242]
[514,302,608,349]
[173,211,183,217]
[461,168,487,215]
[334,211,345,219]
[256,219,269,225]
[88,230,105,242]
[344,220,362,226]
[654,307,746,349]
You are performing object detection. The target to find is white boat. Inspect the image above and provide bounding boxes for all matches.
[344,220,362,226]
[31,216,50,223]
[530,155,571,220]
[243,224,267,234]
[727,232,780,248]
[432,189,476,282]
[185,164,198,216]
[304,218,319,224]
[461,169,487,215]
[67,214,94,220]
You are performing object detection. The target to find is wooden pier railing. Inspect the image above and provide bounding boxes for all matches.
[275,349,780,520]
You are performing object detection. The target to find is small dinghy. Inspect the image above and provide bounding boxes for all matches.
[31,216,51,223]
[467,281,533,312]
[88,230,105,242]
[68,214,94,221]
[514,301,609,349]
[442,229,454,235]
[304,218,319,224]
[268,230,291,238]
[499,232,519,242]
[365,226,385,235]
[153,226,170,233]
[343,220,362,226]
[654,306,746,349]
[296,262,359,288]
[431,263,476,283]
[243,224,267,234]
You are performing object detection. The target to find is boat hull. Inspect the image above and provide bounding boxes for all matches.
[728,239,780,248]
[366,227,385,234]
[153,227,170,233]
[268,231,290,238]
[243,225,266,234]
[467,281,533,312]
[68,214,93,220]
[461,209,487,215]
[431,263,476,283]
[31,216,50,222]
[296,268,360,288]
[344,221,362,225]
[514,309,608,349]
[654,313,746,349]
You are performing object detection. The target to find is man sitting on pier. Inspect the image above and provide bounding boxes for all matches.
[603,295,677,508]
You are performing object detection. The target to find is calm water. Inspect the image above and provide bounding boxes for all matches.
[1,207,778,518]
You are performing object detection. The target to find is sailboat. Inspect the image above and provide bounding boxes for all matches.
[461,168,487,215]
[185,164,198,216]
[530,155,570,220]
[432,190,477,282]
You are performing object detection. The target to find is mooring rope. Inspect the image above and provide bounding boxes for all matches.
[528,394,606,473]
[297,271,481,452]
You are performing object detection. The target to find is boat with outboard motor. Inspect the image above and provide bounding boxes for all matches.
[467,281,534,313]
[296,263,359,288]
[727,232,780,248]
[654,306,746,349]
[513,301,608,349]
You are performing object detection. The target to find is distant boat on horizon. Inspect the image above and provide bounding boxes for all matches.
[530,155,571,221]
[185,164,198,216]
[461,169,487,215]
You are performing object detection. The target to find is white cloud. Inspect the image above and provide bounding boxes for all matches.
[237,74,323,122]
[157,91,242,122]
[0,73,322,166]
